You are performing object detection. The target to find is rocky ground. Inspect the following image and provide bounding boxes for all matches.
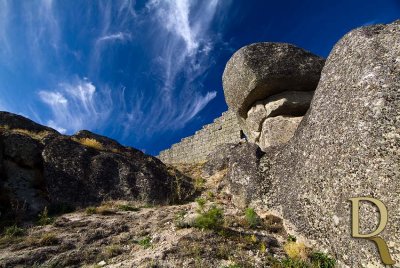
[0,162,337,268]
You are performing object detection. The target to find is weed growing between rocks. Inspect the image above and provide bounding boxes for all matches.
[0,225,26,249]
[269,235,336,268]
[193,198,224,231]
[117,204,140,212]
[244,208,261,228]
[3,225,25,237]
[136,236,152,249]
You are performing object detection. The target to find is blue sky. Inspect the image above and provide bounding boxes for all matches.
[0,0,399,155]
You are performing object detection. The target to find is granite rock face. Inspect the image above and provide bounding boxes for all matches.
[203,143,266,209]
[0,112,192,222]
[256,20,400,266]
[259,116,303,150]
[223,43,324,151]
[245,91,314,147]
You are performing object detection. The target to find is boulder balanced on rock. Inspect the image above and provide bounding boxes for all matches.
[216,20,400,266]
[223,42,325,150]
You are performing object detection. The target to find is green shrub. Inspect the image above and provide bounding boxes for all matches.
[85,207,97,215]
[244,208,260,228]
[118,204,140,212]
[310,252,336,268]
[194,205,224,230]
[4,225,25,237]
[195,198,207,213]
[279,258,310,268]
[37,207,55,226]
[137,236,152,249]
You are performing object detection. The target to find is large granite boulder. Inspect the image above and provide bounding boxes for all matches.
[0,113,192,223]
[222,43,324,151]
[256,20,400,266]
[222,42,324,118]
[0,112,58,134]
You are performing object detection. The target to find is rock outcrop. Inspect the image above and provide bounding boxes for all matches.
[218,20,400,266]
[223,43,325,151]
[0,112,192,222]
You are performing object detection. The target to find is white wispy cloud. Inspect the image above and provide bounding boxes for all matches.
[97,32,132,43]
[0,0,10,58]
[1,1,229,144]
[38,78,113,134]
[136,0,223,134]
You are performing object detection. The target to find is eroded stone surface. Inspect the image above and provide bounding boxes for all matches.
[259,116,303,151]
[245,91,313,144]
[257,20,400,266]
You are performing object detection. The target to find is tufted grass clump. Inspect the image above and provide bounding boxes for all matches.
[3,225,26,237]
[103,244,124,259]
[73,137,104,150]
[193,198,224,231]
[270,252,336,268]
[136,236,152,249]
[309,252,336,268]
[85,205,115,215]
[244,208,261,228]
[274,257,310,268]
[284,241,308,260]
[118,204,140,212]
[24,232,59,247]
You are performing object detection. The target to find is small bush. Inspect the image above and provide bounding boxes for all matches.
[4,225,25,237]
[37,207,55,226]
[310,252,336,268]
[194,205,224,230]
[244,208,260,228]
[195,198,207,213]
[206,191,214,200]
[194,177,206,191]
[174,211,189,229]
[279,257,310,268]
[137,236,152,249]
[86,207,97,215]
[104,244,124,259]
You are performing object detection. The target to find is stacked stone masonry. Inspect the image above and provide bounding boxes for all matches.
[157,110,243,164]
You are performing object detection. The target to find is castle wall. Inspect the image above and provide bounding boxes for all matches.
[157,110,243,164]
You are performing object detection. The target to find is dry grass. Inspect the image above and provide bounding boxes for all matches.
[0,125,52,140]
[283,241,308,260]
[85,201,142,216]
[72,137,104,150]
[23,232,59,247]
